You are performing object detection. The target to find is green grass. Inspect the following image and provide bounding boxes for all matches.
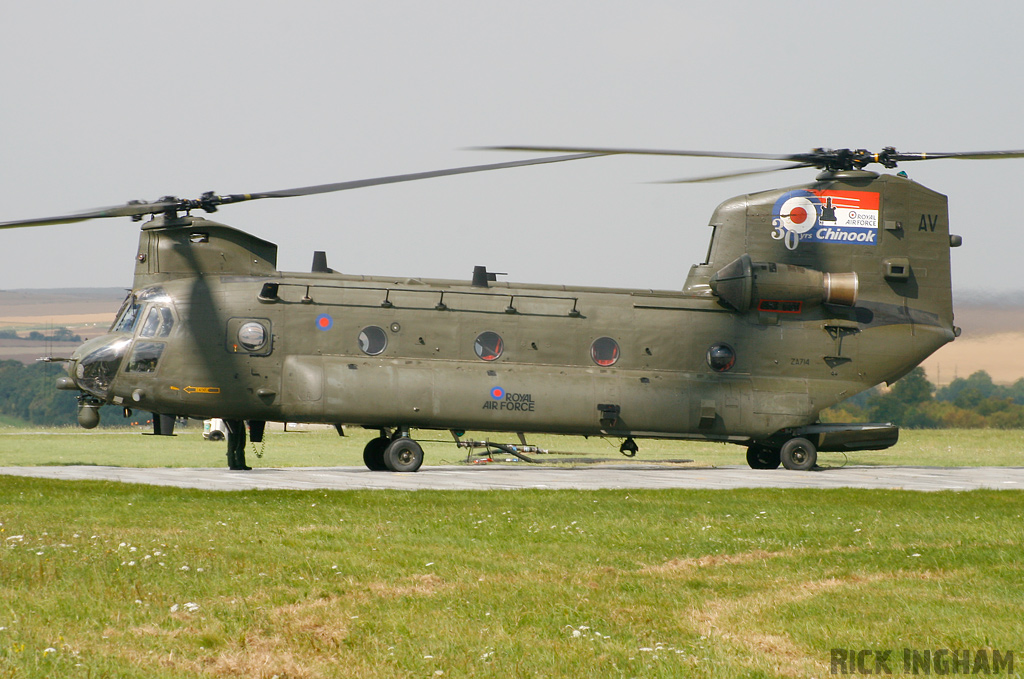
[0,479,1021,678]
[0,414,28,428]
[1,426,1023,468]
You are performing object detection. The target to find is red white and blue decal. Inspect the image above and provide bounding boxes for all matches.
[482,386,536,411]
[771,190,879,249]
[315,313,333,331]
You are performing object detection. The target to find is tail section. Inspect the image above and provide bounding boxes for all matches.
[687,169,957,393]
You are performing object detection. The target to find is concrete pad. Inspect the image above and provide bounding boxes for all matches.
[1,464,1023,492]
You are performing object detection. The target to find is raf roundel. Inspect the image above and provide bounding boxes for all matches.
[775,190,820,234]
[490,387,505,400]
[315,313,333,331]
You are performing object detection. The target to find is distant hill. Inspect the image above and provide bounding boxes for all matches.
[0,287,126,317]
[918,292,1024,385]
[0,288,125,364]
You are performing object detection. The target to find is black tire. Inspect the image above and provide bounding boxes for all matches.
[780,437,817,471]
[209,431,224,442]
[383,437,424,473]
[362,436,390,471]
[746,444,781,469]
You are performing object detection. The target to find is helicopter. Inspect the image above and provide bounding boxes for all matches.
[4,146,1021,472]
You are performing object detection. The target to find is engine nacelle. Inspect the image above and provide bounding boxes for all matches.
[709,254,858,313]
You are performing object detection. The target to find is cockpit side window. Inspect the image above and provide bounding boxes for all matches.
[139,307,161,338]
[139,306,176,339]
[157,307,174,337]
[126,342,166,373]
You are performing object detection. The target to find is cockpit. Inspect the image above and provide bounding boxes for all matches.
[68,287,177,400]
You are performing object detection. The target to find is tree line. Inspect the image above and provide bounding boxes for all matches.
[0,360,121,426]
[0,327,83,342]
[1,358,1021,429]
[825,367,1024,428]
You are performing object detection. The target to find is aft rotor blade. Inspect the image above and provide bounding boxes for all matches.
[482,145,805,163]
[657,162,816,184]
[485,145,1024,172]
[889,150,1024,162]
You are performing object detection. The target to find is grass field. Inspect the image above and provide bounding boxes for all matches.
[1,479,1022,678]
[1,429,1023,678]
[1,425,1023,469]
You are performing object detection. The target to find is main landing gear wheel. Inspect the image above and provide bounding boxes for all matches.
[363,436,390,471]
[780,437,817,471]
[746,444,781,470]
[384,437,424,473]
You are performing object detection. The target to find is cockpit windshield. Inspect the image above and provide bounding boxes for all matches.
[111,297,141,333]
[110,287,170,334]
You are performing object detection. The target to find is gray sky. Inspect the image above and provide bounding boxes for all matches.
[3,1,1023,300]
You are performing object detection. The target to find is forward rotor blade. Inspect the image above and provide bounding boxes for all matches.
[656,162,816,184]
[219,153,607,203]
[0,199,180,229]
[0,153,605,229]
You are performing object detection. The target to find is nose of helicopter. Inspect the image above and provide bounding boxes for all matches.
[67,334,134,400]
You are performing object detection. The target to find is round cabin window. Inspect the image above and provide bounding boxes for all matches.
[358,326,388,356]
[706,343,736,372]
[474,331,504,361]
[591,337,620,366]
[238,322,267,351]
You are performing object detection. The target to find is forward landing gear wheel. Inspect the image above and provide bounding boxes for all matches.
[362,436,390,471]
[780,437,817,471]
[746,444,781,469]
[384,437,424,473]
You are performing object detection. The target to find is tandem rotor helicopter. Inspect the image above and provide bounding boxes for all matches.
[4,145,1022,471]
